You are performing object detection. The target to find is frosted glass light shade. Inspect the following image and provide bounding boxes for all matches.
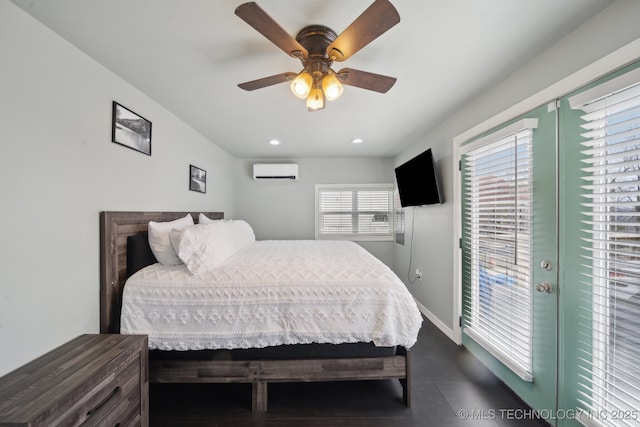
[322,74,343,101]
[306,87,325,110]
[290,72,312,99]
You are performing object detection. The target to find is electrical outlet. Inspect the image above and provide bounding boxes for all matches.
[415,268,423,282]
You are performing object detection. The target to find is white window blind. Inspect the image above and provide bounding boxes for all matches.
[461,121,536,382]
[315,184,393,241]
[569,70,640,427]
[394,190,405,245]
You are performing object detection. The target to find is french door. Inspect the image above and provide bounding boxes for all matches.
[460,103,559,416]
[559,63,640,427]
[459,61,640,427]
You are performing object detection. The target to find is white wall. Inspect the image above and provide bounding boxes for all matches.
[4,0,640,378]
[0,2,236,376]
[234,157,395,266]
[393,0,640,338]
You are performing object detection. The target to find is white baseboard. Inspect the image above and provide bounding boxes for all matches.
[414,299,458,344]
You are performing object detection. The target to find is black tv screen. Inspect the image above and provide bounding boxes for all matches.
[395,148,443,207]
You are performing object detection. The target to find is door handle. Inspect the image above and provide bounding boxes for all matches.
[535,281,553,293]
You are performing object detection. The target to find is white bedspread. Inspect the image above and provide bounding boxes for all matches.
[121,240,422,350]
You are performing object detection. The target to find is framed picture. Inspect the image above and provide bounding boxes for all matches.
[189,165,206,193]
[112,101,152,155]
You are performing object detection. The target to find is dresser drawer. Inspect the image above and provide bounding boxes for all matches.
[95,388,141,427]
[0,335,148,427]
[57,351,140,427]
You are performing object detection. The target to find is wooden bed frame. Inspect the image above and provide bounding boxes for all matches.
[99,211,411,412]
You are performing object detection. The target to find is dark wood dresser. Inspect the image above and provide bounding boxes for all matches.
[0,334,148,426]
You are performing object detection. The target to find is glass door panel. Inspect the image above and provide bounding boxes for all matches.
[461,103,559,419]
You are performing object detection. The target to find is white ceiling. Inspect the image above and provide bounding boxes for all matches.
[11,0,612,159]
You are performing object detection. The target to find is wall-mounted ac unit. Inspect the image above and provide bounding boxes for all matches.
[253,163,299,180]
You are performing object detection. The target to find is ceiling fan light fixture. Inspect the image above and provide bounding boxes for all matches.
[322,73,344,101]
[290,71,313,99]
[306,86,325,111]
[235,1,400,111]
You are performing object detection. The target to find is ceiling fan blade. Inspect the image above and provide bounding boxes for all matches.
[327,0,400,62]
[235,2,308,58]
[336,68,396,93]
[238,72,297,91]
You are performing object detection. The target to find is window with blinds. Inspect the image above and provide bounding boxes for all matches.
[461,120,536,381]
[315,184,394,240]
[568,68,640,426]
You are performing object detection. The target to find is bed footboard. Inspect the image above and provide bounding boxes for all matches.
[149,349,411,412]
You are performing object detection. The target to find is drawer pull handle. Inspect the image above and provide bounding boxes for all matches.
[87,386,121,417]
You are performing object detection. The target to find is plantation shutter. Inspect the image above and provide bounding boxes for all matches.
[568,68,640,426]
[316,185,393,239]
[461,119,537,381]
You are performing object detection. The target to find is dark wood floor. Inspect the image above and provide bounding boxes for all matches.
[149,319,548,426]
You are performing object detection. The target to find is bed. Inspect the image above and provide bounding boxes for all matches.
[100,211,422,412]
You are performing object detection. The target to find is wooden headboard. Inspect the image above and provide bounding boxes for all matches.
[99,211,224,334]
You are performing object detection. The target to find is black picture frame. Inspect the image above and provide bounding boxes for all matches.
[112,101,152,155]
[189,165,206,193]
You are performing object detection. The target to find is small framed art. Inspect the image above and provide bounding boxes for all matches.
[112,101,152,155]
[189,165,206,193]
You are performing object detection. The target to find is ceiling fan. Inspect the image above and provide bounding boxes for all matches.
[235,0,400,111]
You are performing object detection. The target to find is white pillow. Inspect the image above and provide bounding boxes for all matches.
[175,222,237,274]
[168,228,185,256]
[227,220,255,250]
[199,214,255,251]
[148,214,194,265]
[198,213,225,224]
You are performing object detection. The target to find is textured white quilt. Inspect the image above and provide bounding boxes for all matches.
[121,240,422,350]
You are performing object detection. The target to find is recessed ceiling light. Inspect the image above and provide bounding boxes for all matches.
[269,139,281,146]
[351,138,364,144]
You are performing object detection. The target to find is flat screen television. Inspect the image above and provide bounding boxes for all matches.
[395,148,443,207]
